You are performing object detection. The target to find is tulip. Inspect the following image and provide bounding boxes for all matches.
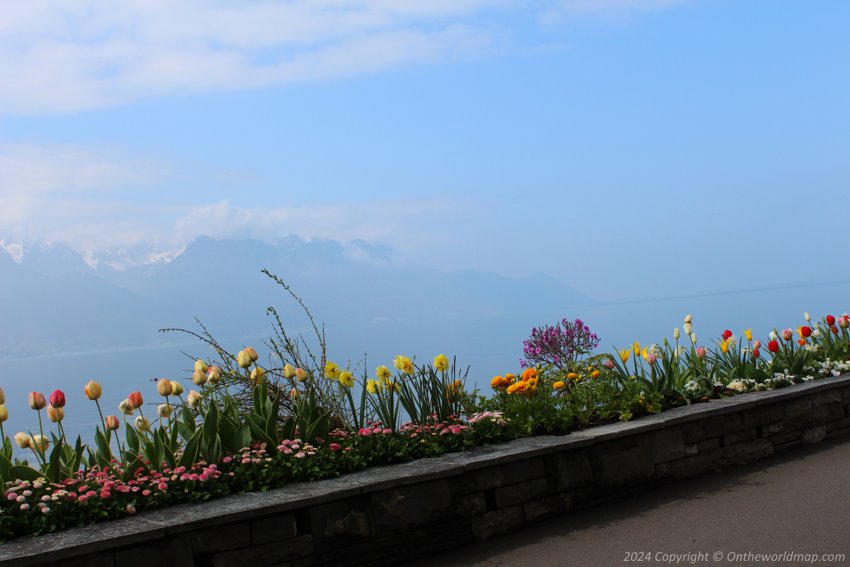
[691,333,698,344]
[289,387,299,399]
[105,415,120,430]
[157,379,173,397]
[48,389,66,409]
[826,315,836,327]
[720,340,729,354]
[192,369,207,385]
[236,350,252,369]
[14,432,31,449]
[295,367,308,382]
[169,380,184,396]
[633,342,641,356]
[683,322,692,336]
[0,387,4,404]
[768,339,779,353]
[207,366,222,384]
[187,390,202,409]
[157,404,172,419]
[619,349,630,364]
[646,353,657,365]
[673,327,680,340]
[119,399,134,415]
[797,338,806,346]
[799,326,812,338]
[744,329,753,341]
[722,329,733,340]
[85,380,103,401]
[696,347,706,359]
[840,315,850,329]
[283,364,297,379]
[831,326,839,335]
[134,416,150,432]
[250,367,266,382]
[194,359,208,373]
[47,406,64,422]
[28,392,46,410]
[245,347,259,362]
[603,358,615,369]
[0,404,7,422]
[782,329,793,341]
[684,314,693,324]
[753,340,762,350]
[804,312,811,322]
[31,434,49,453]
[127,391,143,409]
[752,348,760,359]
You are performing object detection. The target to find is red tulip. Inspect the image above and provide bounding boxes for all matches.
[127,391,144,409]
[49,389,66,408]
[768,340,779,353]
[800,326,812,338]
[826,315,836,326]
[831,326,839,334]
[752,348,760,359]
[722,329,733,340]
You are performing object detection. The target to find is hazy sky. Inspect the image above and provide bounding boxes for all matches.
[1,0,848,300]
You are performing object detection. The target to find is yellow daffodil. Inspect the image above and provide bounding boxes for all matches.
[393,355,414,374]
[376,365,392,380]
[366,379,379,394]
[324,361,341,379]
[338,371,354,388]
[433,354,449,372]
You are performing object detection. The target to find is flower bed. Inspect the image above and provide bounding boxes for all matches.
[1,291,849,545]
[1,373,849,567]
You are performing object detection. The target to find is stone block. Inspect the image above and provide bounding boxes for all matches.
[696,438,720,454]
[371,480,452,533]
[192,523,251,554]
[722,429,757,447]
[530,477,550,498]
[590,434,656,491]
[759,422,784,437]
[523,494,569,522]
[549,450,593,492]
[471,506,524,541]
[251,513,297,545]
[455,493,486,517]
[494,482,531,509]
[212,535,313,567]
[769,397,811,423]
[59,553,117,567]
[802,426,827,445]
[649,427,684,463]
[473,459,545,491]
[684,443,698,457]
[739,406,772,429]
[309,498,374,544]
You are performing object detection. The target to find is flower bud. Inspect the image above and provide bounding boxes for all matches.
[804,311,811,322]
[244,347,259,362]
[283,364,296,379]
[30,434,49,453]
[289,387,299,399]
[14,432,30,449]
[696,347,706,359]
[134,415,150,432]
[207,366,222,384]
[169,380,184,396]
[0,388,5,405]
[47,405,64,423]
[84,380,102,401]
[119,399,134,415]
[683,322,692,335]
[744,329,753,341]
[673,327,680,340]
[157,379,173,397]
[236,350,252,369]
[192,369,207,385]
[250,367,265,382]
[127,391,143,409]
[295,367,308,382]
[187,390,202,409]
[157,403,172,419]
[194,359,208,373]
[105,415,120,430]
[28,392,46,410]
[753,340,762,350]
[684,314,693,324]
[782,328,793,341]
[603,358,615,369]
[0,404,7,422]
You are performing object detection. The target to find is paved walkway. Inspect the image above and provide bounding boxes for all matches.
[404,437,850,567]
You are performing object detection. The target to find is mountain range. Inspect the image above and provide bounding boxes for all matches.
[0,236,592,362]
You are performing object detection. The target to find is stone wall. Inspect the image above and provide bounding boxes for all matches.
[3,375,850,567]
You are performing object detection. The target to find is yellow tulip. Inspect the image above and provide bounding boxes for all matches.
[283,364,297,379]
[250,367,266,382]
[633,342,641,356]
[47,406,64,423]
[244,347,259,362]
[295,367,308,382]
[236,350,252,369]
[84,380,102,401]
[0,405,7,422]
[194,359,209,373]
[720,340,729,354]
[207,366,222,384]
[157,378,173,397]
[193,369,207,385]
[170,380,184,396]
[744,329,753,341]
[0,388,4,405]
[619,349,630,363]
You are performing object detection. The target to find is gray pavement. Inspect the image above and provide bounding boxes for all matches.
[404,437,850,567]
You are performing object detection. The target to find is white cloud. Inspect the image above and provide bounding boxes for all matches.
[0,0,687,115]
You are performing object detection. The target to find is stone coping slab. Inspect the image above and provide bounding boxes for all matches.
[2,373,849,565]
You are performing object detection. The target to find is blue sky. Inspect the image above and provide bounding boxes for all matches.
[1,0,848,300]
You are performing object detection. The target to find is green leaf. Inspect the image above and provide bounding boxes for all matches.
[125,423,140,454]
[178,430,202,468]
[10,465,42,482]
[94,428,113,463]
[46,438,63,483]
[207,435,221,465]
[182,406,196,434]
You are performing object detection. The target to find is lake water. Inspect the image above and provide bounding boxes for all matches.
[2,281,847,454]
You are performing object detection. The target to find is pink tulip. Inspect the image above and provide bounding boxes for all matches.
[782,328,793,341]
[696,347,706,359]
[49,390,66,408]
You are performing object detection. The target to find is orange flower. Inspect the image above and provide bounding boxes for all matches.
[553,381,566,390]
[566,372,580,381]
[591,370,601,379]
[797,338,806,346]
[521,368,538,381]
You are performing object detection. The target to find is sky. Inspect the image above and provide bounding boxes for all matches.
[1,0,849,301]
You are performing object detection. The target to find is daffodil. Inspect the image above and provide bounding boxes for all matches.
[376,365,392,380]
[324,361,341,379]
[433,354,449,372]
[366,379,379,394]
[393,355,414,375]
[338,371,354,388]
